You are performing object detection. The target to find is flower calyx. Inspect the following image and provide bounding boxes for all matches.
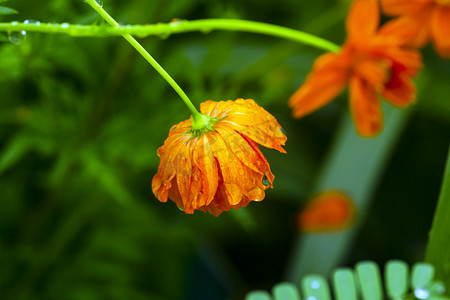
[190,112,223,137]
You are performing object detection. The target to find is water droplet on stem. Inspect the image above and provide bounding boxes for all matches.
[8,30,26,44]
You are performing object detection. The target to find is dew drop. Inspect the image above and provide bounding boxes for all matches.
[61,22,70,28]
[414,288,430,299]
[310,281,320,289]
[11,21,19,26]
[262,174,270,187]
[200,27,212,34]
[169,18,185,26]
[238,168,245,176]
[432,282,446,295]
[307,297,316,300]
[158,31,171,40]
[25,20,41,26]
[8,30,26,44]
[193,173,200,181]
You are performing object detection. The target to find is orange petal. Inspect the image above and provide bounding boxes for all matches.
[193,134,219,206]
[430,6,450,58]
[297,190,355,233]
[378,15,431,48]
[380,0,430,16]
[382,75,416,107]
[289,52,348,118]
[349,76,383,137]
[202,98,287,153]
[346,0,379,40]
[152,131,191,202]
[353,58,390,91]
[214,124,273,183]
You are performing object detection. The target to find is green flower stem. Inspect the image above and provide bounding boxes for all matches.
[0,19,340,52]
[83,0,202,119]
[425,144,450,289]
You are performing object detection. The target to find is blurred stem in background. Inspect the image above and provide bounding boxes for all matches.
[0,20,340,53]
[426,144,450,290]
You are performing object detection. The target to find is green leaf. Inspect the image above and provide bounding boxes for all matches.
[0,0,11,3]
[412,263,435,289]
[332,269,357,300]
[385,260,409,298]
[426,145,450,290]
[0,6,18,15]
[245,291,272,300]
[272,283,300,300]
[0,135,31,174]
[301,275,331,300]
[356,261,383,300]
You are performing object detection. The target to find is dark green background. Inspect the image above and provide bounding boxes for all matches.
[0,0,449,299]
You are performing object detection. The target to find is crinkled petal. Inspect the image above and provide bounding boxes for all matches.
[346,0,379,40]
[193,134,219,206]
[152,131,191,202]
[349,76,383,137]
[201,99,287,153]
[214,124,274,187]
[209,130,267,203]
[199,184,253,216]
[430,6,450,58]
[289,52,349,119]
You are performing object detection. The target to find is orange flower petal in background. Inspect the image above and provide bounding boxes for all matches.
[380,0,450,57]
[289,0,421,137]
[152,98,287,216]
[297,190,356,233]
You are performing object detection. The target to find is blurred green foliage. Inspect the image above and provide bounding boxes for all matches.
[0,0,449,299]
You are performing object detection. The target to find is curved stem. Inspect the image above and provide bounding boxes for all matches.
[0,19,340,52]
[84,0,201,118]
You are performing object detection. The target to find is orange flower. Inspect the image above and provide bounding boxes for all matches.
[380,0,450,57]
[289,0,421,137]
[296,190,355,233]
[152,98,287,216]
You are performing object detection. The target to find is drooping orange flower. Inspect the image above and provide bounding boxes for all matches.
[289,0,422,137]
[380,0,450,57]
[152,98,287,216]
[296,190,355,233]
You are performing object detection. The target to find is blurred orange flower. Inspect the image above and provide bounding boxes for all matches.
[152,98,287,216]
[289,0,422,137]
[297,190,355,232]
[380,0,450,57]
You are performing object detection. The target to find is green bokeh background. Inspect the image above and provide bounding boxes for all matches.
[0,0,449,299]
